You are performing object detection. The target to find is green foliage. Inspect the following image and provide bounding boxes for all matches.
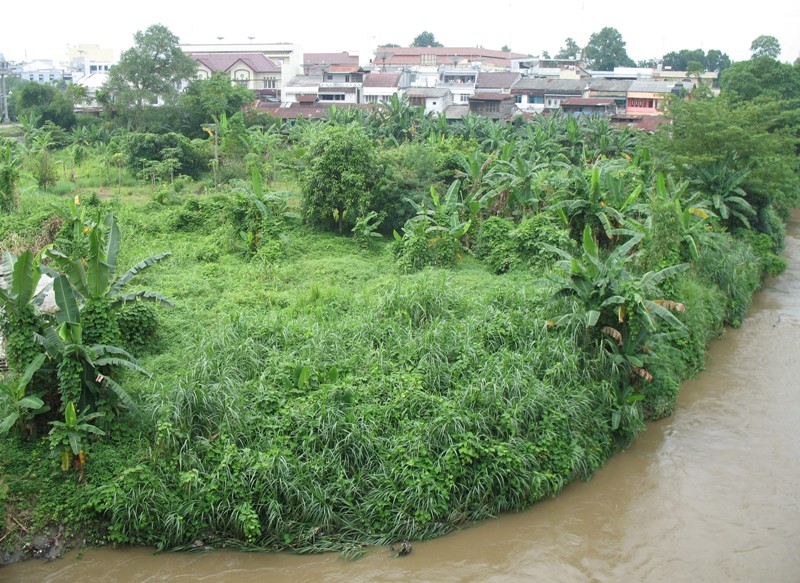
[583,27,636,70]
[0,354,49,436]
[13,81,76,130]
[0,251,47,371]
[116,131,210,180]
[411,31,443,48]
[735,228,787,278]
[0,140,21,212]
[392,182,471,272]
[694,233,762,327]
[475,214,572,274]
[299,123,381,233]
[48,401,106,476]
[103,24,198,129]
[178,74,256,139]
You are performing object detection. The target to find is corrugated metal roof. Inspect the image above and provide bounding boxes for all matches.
[404,87,450,98]
[285,75,322,87]
[511,78,586,93]
[470,92,515,101]
[585,79,633,92]
[476,72,521,89]
[628,80,677,93]
[363,73,401,88]
[561,98,615,106]
[374,46,527,68]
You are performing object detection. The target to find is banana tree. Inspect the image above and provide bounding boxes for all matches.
[0,250,49,371]
[0,353,49,436]
[48,400,106,479]
[542,225,688,334]
[40,273,149,412]
[46,212,172,346]
[687,154,754,229]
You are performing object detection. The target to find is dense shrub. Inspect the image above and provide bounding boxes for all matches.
[116,132,210,179]
[694,233,762,327]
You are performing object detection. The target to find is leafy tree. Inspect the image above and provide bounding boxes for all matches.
[178,72,255,138]
[103,24,198,129]
[705,49,731,73]
[584,27,635,70]
[411,31,443,48]
[654,97,800,227]
[662,49,706,71]
[501,45,512,53]
[720,56,800,102]
[299,123,382,233]
[556,37,581,60]
[12,81,75,129]
[750,35,781,59]
[116,131,209,179]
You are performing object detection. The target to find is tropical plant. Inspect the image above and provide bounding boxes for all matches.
[0,140,22,212]
[41,274,149,412]
[48,400,106,479]
[0,354,50,437]
[46,212,173,347]
[687,155,754,229]
[0,251,48,371]
[543,226,687,334]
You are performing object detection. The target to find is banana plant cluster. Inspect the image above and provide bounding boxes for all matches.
[543,225,688,431]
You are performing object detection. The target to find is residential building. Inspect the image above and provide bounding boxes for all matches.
[362,73,403,105]
[181,42,303,102]
[189,52,282,101]
[560,97,617,116]
[17,60,72,84]
[468,93,518,120]
[511,78,584,113]
[67,44,115,80]
[404,87,452,115]
[626,80,682,115]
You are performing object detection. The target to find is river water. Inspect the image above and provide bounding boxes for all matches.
[3,213,799,583]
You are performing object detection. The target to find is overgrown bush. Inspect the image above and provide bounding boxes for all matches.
[694,233,762,327]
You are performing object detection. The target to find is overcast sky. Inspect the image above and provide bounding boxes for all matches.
[3,1,798,65]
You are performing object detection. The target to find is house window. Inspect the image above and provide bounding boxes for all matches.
[459,94,469,102]
[326,74,333,81]
[263,78,275,89]
[408,96,425,107]
[515,95,522,103]
[319,94,344,101]
[487,101,499,113]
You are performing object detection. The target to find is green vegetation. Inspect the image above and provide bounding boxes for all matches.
[1,46,798,561]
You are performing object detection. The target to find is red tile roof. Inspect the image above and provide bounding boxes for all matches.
[189,53,280,74]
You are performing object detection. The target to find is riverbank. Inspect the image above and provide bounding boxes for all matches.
[4,210,798,582]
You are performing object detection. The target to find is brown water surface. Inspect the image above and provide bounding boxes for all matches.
[4,213,800,583]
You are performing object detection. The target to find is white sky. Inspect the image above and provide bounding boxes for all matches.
[2,1,798,65]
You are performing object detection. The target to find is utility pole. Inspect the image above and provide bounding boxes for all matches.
[0,53,11,123]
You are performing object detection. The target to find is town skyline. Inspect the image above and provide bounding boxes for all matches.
[3,1,799,66]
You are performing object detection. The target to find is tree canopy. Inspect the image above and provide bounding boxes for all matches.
[103,24,197,129]
[583,27,635,70]
[721,56,800,102]
[411,31,443,48]
[555,37,581,60]
[178,72,255,138]
[12,81,75,129]
[750,35,781,59]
